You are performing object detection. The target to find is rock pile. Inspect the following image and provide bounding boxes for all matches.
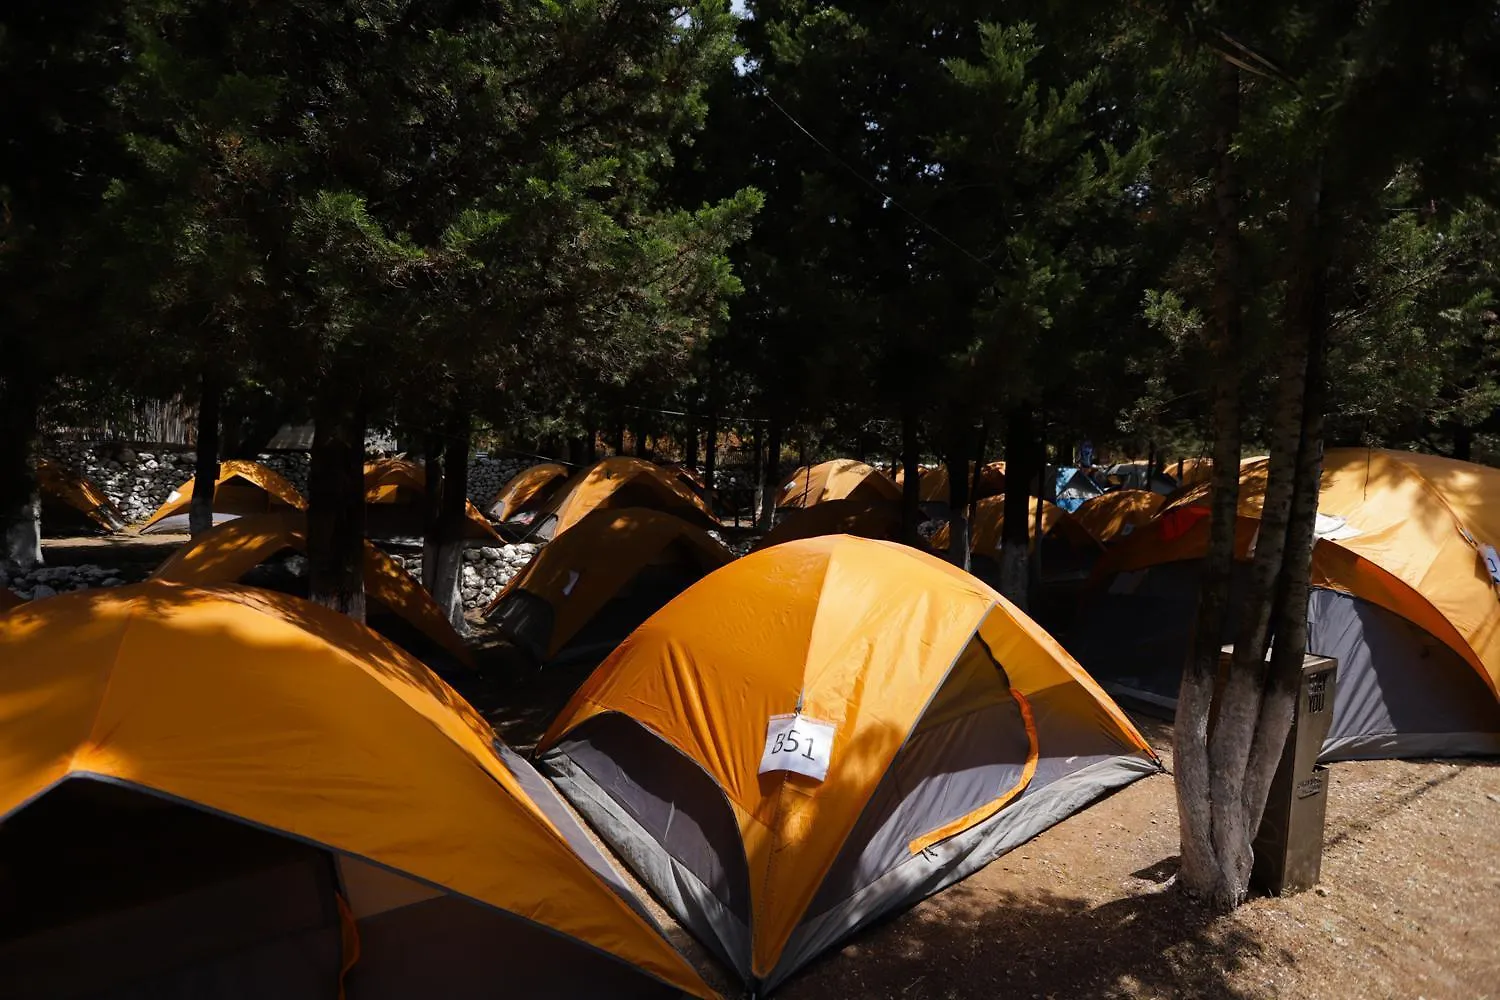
[1,562,149,601]
[465,455,533,508]
[387,543,538,612]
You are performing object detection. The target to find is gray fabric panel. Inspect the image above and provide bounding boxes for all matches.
[539,747,753,983]
[1066,560,1212,701]
[765,754,1159,993]
[1307,589,1500,761]
[485,589,554,663]
[806,675,1030,918]
[140,511,241,534]
[490,741,660,926]
[345,893,679,1000]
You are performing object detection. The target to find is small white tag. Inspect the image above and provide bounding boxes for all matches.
[561,570,580,596]
[166,490,181,503]
[1315,512,1362,542]
[784,480,798,491]
[1482,544,1500,585]
[759,713,835,781]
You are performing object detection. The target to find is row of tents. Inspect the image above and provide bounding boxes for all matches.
[0,536,1158,997]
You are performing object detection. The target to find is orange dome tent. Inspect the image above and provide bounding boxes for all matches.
[139,460,304,534]
[776,460,900,510]
[487,462,570,524]
[363,458,500,543]
[538,536,1157,993]
[753,499,903,551]
[930,495,1101,553]
[37,458,125,534]
[526,457,717,541]
[1072,489,1165,544]
[1072,448,1500,760]
[0,583,715,998]
[485,508,731,667]
[152,513,474,670]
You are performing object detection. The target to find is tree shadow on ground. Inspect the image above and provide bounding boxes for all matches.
[781,865,1280,1000]
[460,627,601,752]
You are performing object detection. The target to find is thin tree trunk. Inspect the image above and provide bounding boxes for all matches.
[1243,171,1329,848]
[1452,424,1472,462]
[684,420,699,470]
[189,371,222,537]
[586,422,598,462]
[429,402,472,632]
[900,400,922,546]
[308,381,367,622]
[703,410,718,490]
[751,422,765,525]
[0,375,43,569]
[759,419,782,531]
[1175,57,1243,905]
[421,431,445,589]
[945,441,972,571]
[999,406,1034,609]
[612,414,625,456]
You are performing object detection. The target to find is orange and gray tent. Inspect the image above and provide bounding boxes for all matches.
[1072,489,1164,544]
[912,463,1006,509]
[525,457,718,542]
[753,499,902,551]
[0,583,715,999]
[1070,448,1500,761]
[484,507,731,667]
[487,462,571,524]
[776,460,901,510]
[151,513,474,670]
[37,458,125,534]
[140,460,305,534]
[537,536,1158,993]
[363,458,500,543]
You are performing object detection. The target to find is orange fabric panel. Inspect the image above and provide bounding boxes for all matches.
[776,461,901,509]
[0,584,714,999]
[490,463,570,521]
[488,507,731,658]
[1108,448,1500,698]
[541,458,718,537]
[37,458,123,531]
[754,499,902,551]
[363,459,500,542]
[913,464,1006,504]
[1072,490,1164,544]
[151,514,474,668]
[541,536,1152,979]
[141,460,306,530]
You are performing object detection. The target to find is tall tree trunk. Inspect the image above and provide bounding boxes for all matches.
[758,418,782,532]
[948,440,972,569]
[1244,173,1329,847]
[999,406,1035,609]
[751,422,765,525]
[612,415,625,456]
[586,421,599,462]
[900,400,922,546]
[683,423,698,470]
[421,431,445,589]
[428,402,472,632]
[0,375,42,569]
[1452,423,1473,462]
[1175,58,1244,905]
[189,371,223,537]
[308,381,367,622]
[703,410,718,490]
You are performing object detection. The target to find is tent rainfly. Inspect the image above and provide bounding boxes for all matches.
[524,457,718,542]
[1070,448,1500,761]
[537,536,1158,993]
[487,462,571,525]
[151,512,474,670]
[139,460,305,534]
[363,459,500,543]
[37,458,125,534]
[1071,489,1165,544]
[753,499,903,551]
[776,460,901,510]
[485,507,731,668]
[0,583,716,999]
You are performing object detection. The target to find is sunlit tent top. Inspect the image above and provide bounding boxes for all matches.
[776,460,901,509]
[0,582,715,999]
[140,459,306,532]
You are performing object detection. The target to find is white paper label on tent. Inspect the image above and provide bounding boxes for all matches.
[1314,512,1362,542]
[166,490,181,503]
[1482,545,1500,585]
[561,570,580,596]
[759,713,835,781]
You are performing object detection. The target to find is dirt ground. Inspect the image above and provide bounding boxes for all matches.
[778,721,1500,1000]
